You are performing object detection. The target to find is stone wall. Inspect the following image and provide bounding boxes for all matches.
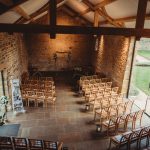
[121,37,136,95]
[92,35,131,91]
[0,33,28,100]
[25,10,94,71]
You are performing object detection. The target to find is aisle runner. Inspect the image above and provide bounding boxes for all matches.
[0,124,20,136]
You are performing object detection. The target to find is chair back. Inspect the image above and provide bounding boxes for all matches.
[28,139,43,150]
[13,137,28,149]
[0,136,13,149]
[105,82,112,88]
[43,140,58,150]
[120,132,132,144]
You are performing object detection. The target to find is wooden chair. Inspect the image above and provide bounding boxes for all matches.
[13,137,28,150]
[85,93,96,103]
[125,100,134,114]
[87,97,101,111]
[109,95,118,106]
[102,115,121,135]
[133,109,145,129]
[94,105,110,123]
[28,139,43,150]
[45,92,56,106]
[117,102,128,116]
[21,90,28,106]
[139,125,150,149]
[96,90,104,99]
[128,128,142,150]
[92,75,98,79]
[105,82,112,88]
[43,140,63,150]
[117,113,131,131]
[124,112,137,130]
[95,78,101,83]
[27,91,36,107]
[104,88,111,96]
[36,92,45,107]
[0,136,13,149]
[111,87,119,95]
[101,97,110,108]
[102,78,110,83]
[109,105,118,117]
[99,82,106,89]
[108,131,132,150]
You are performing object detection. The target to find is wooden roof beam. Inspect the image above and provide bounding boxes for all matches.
[95,0,118,9]
[94,10,99,27]
[14,2,49,24]
[14,1,67,24]
[63,5,92,26]
[13,6,31,20]
[99,7,123,27]
[100,14,150,25]
[50,0,57,38]
[136,0,148,29]
[0,0,28,15]
[0,23,150,37]
[82,0,123,27]
[135,0,148,39]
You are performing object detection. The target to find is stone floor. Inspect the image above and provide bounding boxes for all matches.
[5,77,150,150]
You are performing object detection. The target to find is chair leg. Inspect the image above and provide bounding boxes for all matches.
[138,140,141,150]
[28,100,29,107]
[136,141,139,150]
[132,122,135,130]
[146,136,149,147]
[127,142,130,150]
[93,112,96,121]
[108,140,112,150]
[107,127,109,136]
[140,118,142,127]
[124,122,127,131]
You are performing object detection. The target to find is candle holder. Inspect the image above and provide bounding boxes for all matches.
[96,124,101,132]
[85,104,90,111]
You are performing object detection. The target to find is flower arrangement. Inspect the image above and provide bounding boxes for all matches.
[0,96,8,105]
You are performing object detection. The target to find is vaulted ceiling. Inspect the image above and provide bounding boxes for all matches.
[0,0,150,28]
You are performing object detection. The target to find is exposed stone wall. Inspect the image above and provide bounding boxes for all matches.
[121,37,135,95]
[25,11,94,71]
[92,35,131,91]
[0,33,28,100]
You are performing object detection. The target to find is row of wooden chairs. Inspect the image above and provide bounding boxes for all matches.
[109,125,150,150]
[81,78,110,87]
[85,87,119,103]
[80,78,111,89]
[87,93,124,111]
[93,100,134,124]
[21,84,55,92]
[22,80,54,86]
[82,82,112,92]
[23,76,54,81]
[21,90,56,107]
[0,136,63,150]
[101,109,145,135]
[80,75,102,81]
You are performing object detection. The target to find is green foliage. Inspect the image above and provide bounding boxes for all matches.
[137,50,150,60]
[132,66,150,95]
